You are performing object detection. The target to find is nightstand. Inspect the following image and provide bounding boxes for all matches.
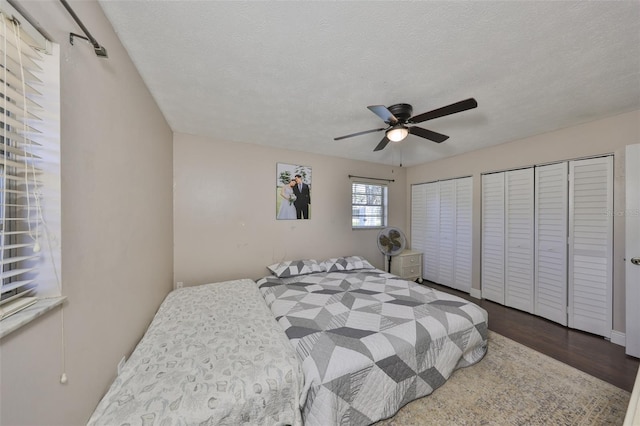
[390,249,423,283]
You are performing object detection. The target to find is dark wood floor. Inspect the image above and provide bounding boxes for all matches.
[426,281,640,393]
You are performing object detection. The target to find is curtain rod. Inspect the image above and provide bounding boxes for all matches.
[348,175,395,183]
[59,0,108,58]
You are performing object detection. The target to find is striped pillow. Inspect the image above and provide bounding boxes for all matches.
[320,256,375,272]
[267,259,323,278]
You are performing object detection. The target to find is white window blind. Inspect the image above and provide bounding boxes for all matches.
[352,182,387,228]
[0,9,45,317]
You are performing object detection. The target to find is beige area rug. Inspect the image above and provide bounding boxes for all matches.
[377,331,630,426]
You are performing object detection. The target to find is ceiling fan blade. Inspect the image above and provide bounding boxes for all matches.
[409,126,449,143]
[373,135,390,152]
[333,127,386,141]
[367,105,399,125]
[409,98,478,124]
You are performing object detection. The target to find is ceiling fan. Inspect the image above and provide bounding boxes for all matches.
[334,98,478,152]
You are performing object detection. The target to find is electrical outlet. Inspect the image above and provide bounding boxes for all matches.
[117,356,126,375]
[176,281,184,289]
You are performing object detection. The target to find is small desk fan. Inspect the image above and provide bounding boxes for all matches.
[377,227,406,272]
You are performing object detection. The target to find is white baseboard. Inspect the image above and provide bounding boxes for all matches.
[610,330,625,347]
[440,288,627,349]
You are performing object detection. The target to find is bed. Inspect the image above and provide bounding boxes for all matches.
[87,279,304,426]
[257,257,489,426]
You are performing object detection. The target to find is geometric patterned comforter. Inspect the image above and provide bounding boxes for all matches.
[87,279,304,426]
[257,269,488,426]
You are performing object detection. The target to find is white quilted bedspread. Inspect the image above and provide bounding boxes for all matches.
[257,270,488,425]
[87,279,304,426]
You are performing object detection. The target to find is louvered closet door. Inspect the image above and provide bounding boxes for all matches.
[481,173,505,304]
[423,182,440,282]
[438,180,456,287]
[505,168,535,313]
[568,156,613,338]
[453,177,473,292]
[535,162,568,325]
[411,183,427,281]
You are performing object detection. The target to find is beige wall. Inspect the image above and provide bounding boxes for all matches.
[0,2,634,424]
[406,109,640,333]
[0,1,174,425]
[173,132,407,285]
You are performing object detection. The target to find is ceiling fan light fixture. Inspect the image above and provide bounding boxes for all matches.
[387,125,409,142]
[334,98,477,152]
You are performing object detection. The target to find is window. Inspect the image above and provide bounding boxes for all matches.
[0,3,60,323]
[351,182,387,229]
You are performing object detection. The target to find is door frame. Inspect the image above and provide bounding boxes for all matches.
[626,144,640,357]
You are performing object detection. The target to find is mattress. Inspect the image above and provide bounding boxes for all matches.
[88,279,304,426]
[257,269,488,425]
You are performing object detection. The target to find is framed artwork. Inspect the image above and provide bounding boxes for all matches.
[276,163,312,220]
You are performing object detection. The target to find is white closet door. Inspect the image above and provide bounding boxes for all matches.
[535,162,568,325]
[423,182,440,282]
[438,180,456,287]
[568,156,613,338]
[505,168,535,313]
[411,183,427,280]
[453,177,473,292]
[481,173,505,304]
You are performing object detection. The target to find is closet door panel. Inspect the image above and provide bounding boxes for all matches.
[438,180,455,287]
[411,183,427,281]
[423,182,440,282]
[412,177,474,292]
[505,168,535,313]
[454,177,473,292]
[481,173,505,304]
[535,162,568,325]
[568,157,613,337]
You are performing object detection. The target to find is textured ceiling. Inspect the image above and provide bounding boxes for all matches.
[98,1,640,167]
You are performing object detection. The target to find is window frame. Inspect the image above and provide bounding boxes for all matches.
[0,2,63,337]
[351,181,388,229]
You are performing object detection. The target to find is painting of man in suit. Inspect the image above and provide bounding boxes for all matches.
[276,163,312,220]
[292,174,311,219]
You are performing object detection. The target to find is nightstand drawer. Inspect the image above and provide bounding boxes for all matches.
[401,254,421,266]
[401,265,421,278]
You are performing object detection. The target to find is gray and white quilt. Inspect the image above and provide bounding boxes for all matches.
[88,279,304,426]
[257,269,488,426]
